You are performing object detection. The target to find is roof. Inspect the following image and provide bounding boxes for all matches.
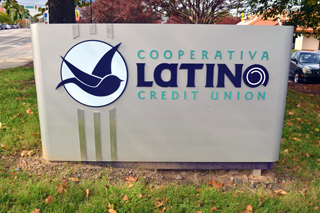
[237,14,317,33]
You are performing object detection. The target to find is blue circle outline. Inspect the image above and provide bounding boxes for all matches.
[59,40,129,108]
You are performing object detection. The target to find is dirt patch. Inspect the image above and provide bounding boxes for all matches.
[21,61,33,68]
[288,82,320,95]
[0,153,296,193]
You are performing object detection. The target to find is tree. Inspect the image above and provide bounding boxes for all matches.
[0,11,12,23]
[1,0,29,22]
[79,0,161,23]
[242,0,320,38]
[151,0,239,24]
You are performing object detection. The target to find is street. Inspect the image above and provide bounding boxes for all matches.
[0,28,32,60]
[0,28,32,69]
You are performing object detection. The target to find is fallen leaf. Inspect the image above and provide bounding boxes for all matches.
[315,128,319,132]
[315,206,319,210]
[108,203,114,209]
[31,209,40,213]
[297,103,301,108]
[62,179,67,187]
[27,150,35,157]
[17,113,22,118]
[123,194,129,201]
[21,150,28,157]
[208,180,223,189]
[283,149,288,153]
[155,201,163,208]
[26,108,33,115]
[242,211,252,213]
[45,196,53,204]
[287,122,293,126]
[128,183,134,188]
[68,177,80,182]
[161,207,166,212]
[85,189,89,198]
[57,183,64,194]
[196,194,200,197]
[108,209,117,213]
[209,207,218,211]
[125,176,138,182]
[194,212,202,213]
[246,205,253,212]
[293,138,301,141]
[288,111,294,115]
[138,194,147,198]
[306,153,310,157]
[0,144,8,149]
[298,190,308,195]
[274,190,287,195]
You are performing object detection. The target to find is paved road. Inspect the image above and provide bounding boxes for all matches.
[0,28,33,69]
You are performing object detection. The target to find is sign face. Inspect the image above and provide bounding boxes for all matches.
[31,24,293,162]
[25,5,34,9]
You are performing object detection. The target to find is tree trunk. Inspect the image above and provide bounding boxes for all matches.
[48,0,75,23]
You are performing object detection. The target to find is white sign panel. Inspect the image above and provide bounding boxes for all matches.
[31,24,293,163]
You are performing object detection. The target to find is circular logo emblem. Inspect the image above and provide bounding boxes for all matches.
[56,40,128,107]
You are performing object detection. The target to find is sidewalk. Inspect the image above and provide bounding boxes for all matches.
[0,57,33,70]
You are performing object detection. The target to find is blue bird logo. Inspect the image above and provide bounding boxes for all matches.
[56,43,124,97]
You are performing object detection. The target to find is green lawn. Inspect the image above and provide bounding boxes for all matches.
[0,66,319,212]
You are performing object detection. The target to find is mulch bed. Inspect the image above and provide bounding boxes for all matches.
[21,61,33,68]
[287,82,320,95]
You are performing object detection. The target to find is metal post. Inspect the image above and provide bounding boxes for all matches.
[90,0,92,23]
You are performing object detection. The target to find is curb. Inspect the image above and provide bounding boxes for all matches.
[0,57,33,70]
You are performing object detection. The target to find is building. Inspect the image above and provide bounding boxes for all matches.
[237,15,320,51]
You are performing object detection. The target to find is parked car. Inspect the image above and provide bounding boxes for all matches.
[289,51,320,83]
[0,24,11,29]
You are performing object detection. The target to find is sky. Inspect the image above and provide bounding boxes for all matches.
[17,0,47,15]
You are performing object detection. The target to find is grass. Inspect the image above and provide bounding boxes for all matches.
[0,171,319,213]
[0,66,320,212]
[0,66,40,153]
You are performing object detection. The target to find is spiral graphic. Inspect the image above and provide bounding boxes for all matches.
[243,64,269,88]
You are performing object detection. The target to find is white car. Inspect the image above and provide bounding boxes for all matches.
[1,24,11,29]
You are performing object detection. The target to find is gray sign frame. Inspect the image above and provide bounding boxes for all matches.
[31,24,293,167]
